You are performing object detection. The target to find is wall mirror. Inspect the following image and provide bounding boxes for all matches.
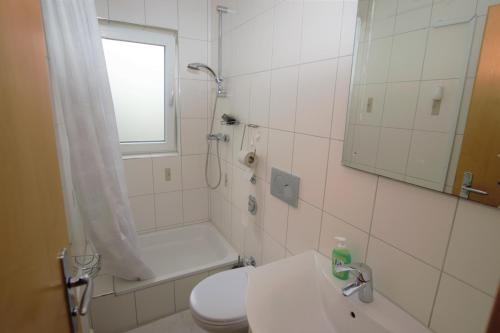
[343,1,500,207]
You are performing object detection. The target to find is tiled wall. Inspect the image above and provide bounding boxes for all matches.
[344,0,477,192]
[207,1,500,333]
[91,266,229,332]
[95,0,212,232]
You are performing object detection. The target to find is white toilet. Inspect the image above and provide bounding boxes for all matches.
[190,266,254,333]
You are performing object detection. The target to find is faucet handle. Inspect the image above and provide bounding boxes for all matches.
[335,262,372,282]
[342,280,367,297]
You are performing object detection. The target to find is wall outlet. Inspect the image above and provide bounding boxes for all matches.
[164,168,171,181]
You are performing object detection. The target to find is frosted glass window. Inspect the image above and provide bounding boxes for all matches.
[102,39,165,143]
[100,21,176,154]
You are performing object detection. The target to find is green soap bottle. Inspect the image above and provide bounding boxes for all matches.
[332,236,351,280]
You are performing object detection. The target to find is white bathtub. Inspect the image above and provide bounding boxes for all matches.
[114,222,238,294]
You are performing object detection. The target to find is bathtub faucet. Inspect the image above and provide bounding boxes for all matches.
[334,262,373,303]
[207,133,229,142]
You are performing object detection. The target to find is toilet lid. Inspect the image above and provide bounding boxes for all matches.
[190,266,254,325]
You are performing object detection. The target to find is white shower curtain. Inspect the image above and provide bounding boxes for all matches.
[41,0,153,280]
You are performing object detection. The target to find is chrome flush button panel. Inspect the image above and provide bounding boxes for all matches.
[270,167,300,207]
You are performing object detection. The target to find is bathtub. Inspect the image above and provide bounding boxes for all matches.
[90,223,238,332]
[114,222,238,294]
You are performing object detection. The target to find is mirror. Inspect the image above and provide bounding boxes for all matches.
[343,1,500,207]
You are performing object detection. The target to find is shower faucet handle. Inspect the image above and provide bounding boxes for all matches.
[207,133,230,142]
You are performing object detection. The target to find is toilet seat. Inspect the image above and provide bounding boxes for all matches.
[190,266,254,329]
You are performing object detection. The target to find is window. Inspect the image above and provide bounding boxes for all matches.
[100,22,177,154]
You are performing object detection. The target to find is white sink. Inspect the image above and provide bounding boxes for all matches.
[246,251,431,333]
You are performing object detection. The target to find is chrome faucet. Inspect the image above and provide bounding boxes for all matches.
[207,133,229,142]
[334,262,373,303]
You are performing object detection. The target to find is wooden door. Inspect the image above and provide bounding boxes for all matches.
[452,5,500,207]
[0,0,72,332]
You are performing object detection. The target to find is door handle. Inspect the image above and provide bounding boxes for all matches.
[459,171,489,198]
[59,248,94,333]
[461,185,488,196]
[67,274,93,316]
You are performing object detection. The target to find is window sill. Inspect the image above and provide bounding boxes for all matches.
[122,152,179,160]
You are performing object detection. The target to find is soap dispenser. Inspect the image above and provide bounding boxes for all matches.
[332,237,351,280]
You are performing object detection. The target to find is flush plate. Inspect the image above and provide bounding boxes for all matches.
[270,168,300,207]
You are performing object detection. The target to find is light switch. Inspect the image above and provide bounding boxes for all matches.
[164,168,171,181]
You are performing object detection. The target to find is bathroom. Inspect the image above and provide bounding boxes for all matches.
[2,0,500,332]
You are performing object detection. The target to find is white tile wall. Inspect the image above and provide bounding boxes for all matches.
[152,156,182,193]
[331,56,353,140]
[318,212,368,263]
[145,0,178,29]
[371,178,456,268]
[208,1,500,333]
[91,293,137,333]
[444,200,500,296]
[95,0,109,18]
[406,130,450,183]
[124,154,208,232]
[366,237,441,324]
[174,272,209,311]
[395,6,431,34]
[124,158,154,196]
[272,1,303,68]
[324,140,378,232]
[266,129,294,182]
[109,0,145,25]
[286,199,322,255]
[181,155,205,190]
[262,232,286,265]
[375,128,411,174]
[388,29,427,82]
[431,0,477,27]
[180,80,208,118]
[263,188,289,246]
[269,66,299,132]
[183,188,209,222]
[422,22,474,80]
[295,59,338,137]
[179,0,208,40]
[181,118,209,155]
[430,273,494,333]
[135,282,175,324]
[155,191,183,228]
[382,81,419,129]
[291,133,329,208]
[397,0,432,13]
[363,37,392,83]
[300,0,342,62]
[130,195,156,232]
[249,72,271,127]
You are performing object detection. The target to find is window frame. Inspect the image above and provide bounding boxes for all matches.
[100,21,178,155]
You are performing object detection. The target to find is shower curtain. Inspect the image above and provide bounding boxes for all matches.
[41,0,153,280]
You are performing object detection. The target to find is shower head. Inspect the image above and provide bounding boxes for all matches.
[187,62,225,96]
[187,63,220,82]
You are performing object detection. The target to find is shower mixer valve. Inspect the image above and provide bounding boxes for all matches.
[207,133,230,142]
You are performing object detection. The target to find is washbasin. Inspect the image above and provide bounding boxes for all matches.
[246,251,431,333]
